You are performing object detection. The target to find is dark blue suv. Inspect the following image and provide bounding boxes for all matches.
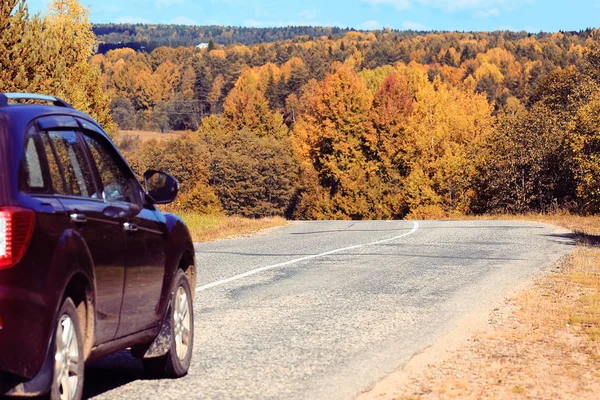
[0,93,196,400]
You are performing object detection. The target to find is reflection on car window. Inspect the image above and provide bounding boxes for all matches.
[146,171,174,202]
[147,172,166,191]
[40,131,66,195]
[82,132,134,203]
[41,130,96,198]
[23,128,45,191]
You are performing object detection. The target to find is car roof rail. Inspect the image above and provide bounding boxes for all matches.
[0,93,73,108]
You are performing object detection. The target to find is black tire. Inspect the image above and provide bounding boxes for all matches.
[50,298,85,400]
[143,269,194,378]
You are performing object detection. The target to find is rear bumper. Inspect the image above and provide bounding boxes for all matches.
[0,285,53,380]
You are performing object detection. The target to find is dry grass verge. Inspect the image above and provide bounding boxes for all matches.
[179,213,288,242]
[363,215,600,399]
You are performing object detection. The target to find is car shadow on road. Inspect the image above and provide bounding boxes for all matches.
[83,350,147,399]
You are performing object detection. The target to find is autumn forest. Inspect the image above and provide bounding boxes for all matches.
[3,0,600,220]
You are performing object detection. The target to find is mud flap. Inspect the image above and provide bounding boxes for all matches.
[2,330,55,396]
[143,299,172,359]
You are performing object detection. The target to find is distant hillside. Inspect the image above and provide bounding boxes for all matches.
[93,24,359,53]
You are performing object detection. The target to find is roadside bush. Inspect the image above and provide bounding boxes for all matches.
[198,128,300,218]
[474,104,576,214]
[173,182,223,215]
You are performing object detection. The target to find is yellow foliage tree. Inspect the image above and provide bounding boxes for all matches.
[44,0,116,134]
[221,67,287,137]
[292,64,400,219]
[399,65,494,217]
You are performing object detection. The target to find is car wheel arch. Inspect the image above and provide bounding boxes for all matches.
[62,273,95,359]
[57,230,97,359]
[4,273,94,398]
[179,250,196,297]
[157,214,195,318]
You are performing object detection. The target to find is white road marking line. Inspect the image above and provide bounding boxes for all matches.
[195,221,420,292]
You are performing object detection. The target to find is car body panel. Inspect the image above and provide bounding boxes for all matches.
[116,207,167,337]
[57,196,127,344]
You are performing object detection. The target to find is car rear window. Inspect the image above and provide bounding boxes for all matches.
[0,115,10,203]
[23,128,45,191]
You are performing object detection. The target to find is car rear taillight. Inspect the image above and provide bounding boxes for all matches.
[0,207,35,269]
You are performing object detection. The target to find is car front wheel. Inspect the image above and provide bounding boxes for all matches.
[144,269,194,378]
[50,298,84,400]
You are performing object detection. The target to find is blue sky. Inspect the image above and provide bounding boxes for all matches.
[26,0,600,32]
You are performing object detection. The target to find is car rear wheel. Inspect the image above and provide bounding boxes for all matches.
[143,269,194,378]
[50,298,84,400]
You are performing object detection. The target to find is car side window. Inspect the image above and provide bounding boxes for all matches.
[40,130,97,198]
[82,132,135,204]
[21,128,46,192]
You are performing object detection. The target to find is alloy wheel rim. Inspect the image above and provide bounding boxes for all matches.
[174,286,191,360]
[54,314,79,400]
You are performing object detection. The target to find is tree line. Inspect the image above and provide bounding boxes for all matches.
[94,28,595,132]
[4,0,600,219]
[93,24,356,53]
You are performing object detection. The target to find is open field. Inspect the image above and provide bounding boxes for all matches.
[363,214,600,399]
[116,130,183,142]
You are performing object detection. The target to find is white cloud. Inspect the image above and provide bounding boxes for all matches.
[402,20,428,30]
[363,0,530,13]
[171,16,197,25]
[360,20,382,30]
[476,8,500,18]
[362,0,413,10]
[423,0,526,11]
[154,0,184,8]
[115,16,152,24]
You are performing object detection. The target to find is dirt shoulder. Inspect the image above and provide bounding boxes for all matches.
[361,216,600,399]
[177,213,288,242]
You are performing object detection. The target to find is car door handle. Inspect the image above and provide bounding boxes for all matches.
[123,222,138,233]
[70,213,88,224]
[40,202,56,213]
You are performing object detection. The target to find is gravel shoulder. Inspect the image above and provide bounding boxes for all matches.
[361,219,600,400]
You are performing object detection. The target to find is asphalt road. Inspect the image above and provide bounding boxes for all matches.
[84,220,574,400]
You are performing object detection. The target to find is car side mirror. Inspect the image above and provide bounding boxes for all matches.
[143,170,179,205]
